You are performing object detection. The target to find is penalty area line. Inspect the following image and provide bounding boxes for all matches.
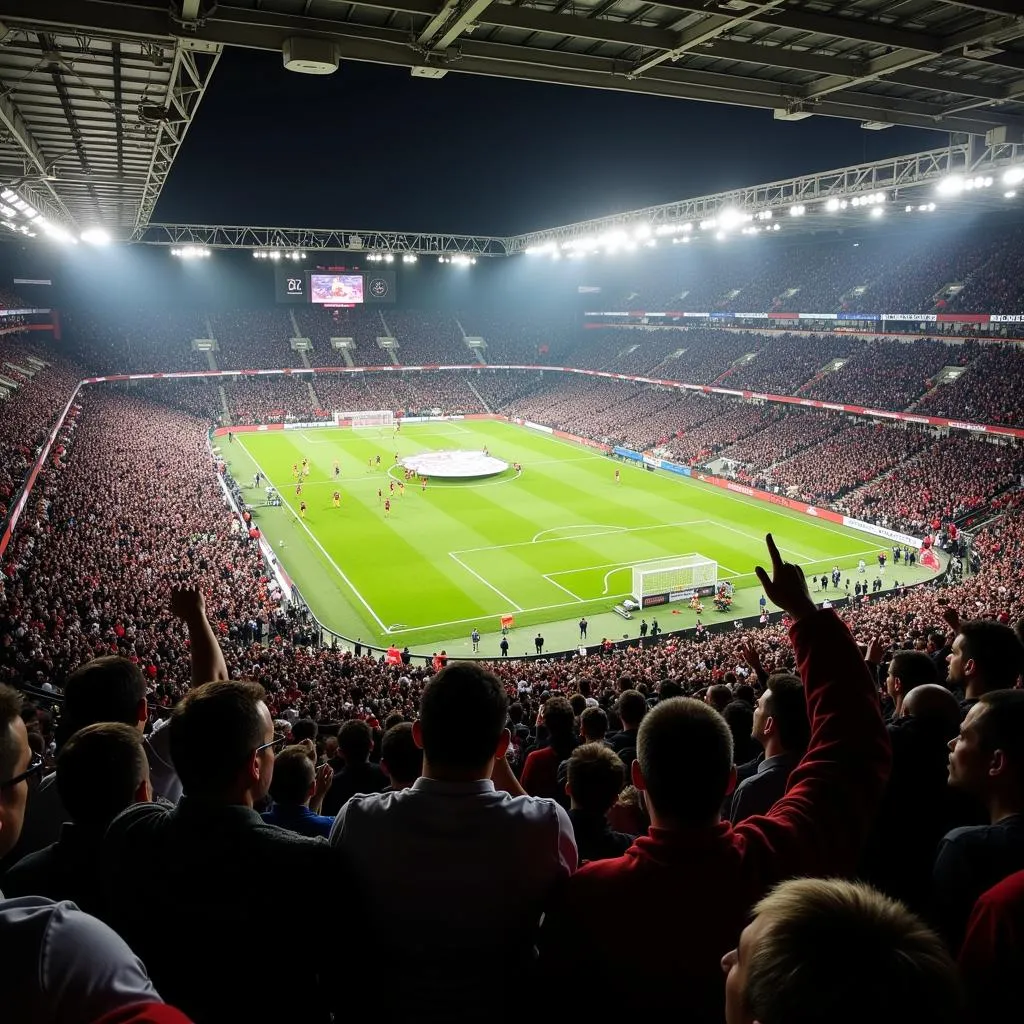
[449,551,524,612]
[237,439,392,634]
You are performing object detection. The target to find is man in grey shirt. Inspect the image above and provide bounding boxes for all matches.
[331,662,577,1023]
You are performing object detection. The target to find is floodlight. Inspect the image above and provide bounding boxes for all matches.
[633,223,651,240]
[789,204,806,216]
[936,175,964,195]
[715,231,726,241]
[870,206,884,218]
[717,208,745,230]
[825,197,841,212]
[1004,167,1024,186]
[384,253,394,263]
[81,227,111,245]
[1006,191,1018,199]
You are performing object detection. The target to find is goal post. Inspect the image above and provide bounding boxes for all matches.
[631,555,718,608]
[335,409,395,430]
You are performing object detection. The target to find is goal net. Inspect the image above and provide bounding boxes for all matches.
[335,409,395,430]
[631,555,718,608]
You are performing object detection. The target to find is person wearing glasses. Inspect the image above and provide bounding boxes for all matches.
[101,680,343,1024]
[0,684,192,1023]
[3,722,152,915]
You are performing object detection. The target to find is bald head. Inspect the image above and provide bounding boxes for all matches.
[901,684,961,734]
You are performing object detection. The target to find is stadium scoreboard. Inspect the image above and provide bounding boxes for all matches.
[274,266,395,306]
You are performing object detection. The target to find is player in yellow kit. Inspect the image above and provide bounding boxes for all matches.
[398,482,405,499]
[333,490,341,508]
[299,501,307,519]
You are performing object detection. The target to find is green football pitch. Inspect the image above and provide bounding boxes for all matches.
[220,420,934,658]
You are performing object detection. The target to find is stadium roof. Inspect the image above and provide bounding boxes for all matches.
[1,0,1024,240]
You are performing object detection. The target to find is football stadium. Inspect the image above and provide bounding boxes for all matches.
[2,1,1024,1021]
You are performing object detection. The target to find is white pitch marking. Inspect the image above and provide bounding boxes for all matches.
[532,524,628,544]
[448,551,524,612]
[237,439,392,634]
[542,574,586,602]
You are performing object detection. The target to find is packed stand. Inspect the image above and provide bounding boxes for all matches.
[659,401,776,465]
[63,309,209,375]
[209,309,302,370]
[0,346,80,523]
[763,422,933,503]
[387,312,470,365]
[221,375,318,423]
[457,312,579,365]
[914,344,1024,426]
[943,224,1024,314]
[646,328,760,383]
[293,307,392,367]
[802,338,973,411]
[842,435,1024,534]
[718,407,843,471]
[720,332,856,393]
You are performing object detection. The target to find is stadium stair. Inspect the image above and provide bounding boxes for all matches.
[339,347,356,368]
[795,358,848,396]
[906,366,970,412]
[455,318,487,364]
[465,377,492,413]
[218,385,232,426]
[204,349,218,371]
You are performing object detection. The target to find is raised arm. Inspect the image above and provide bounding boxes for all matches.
[170,587,229,685]
[740,534,892,881]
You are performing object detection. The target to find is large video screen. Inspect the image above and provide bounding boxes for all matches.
[310,274,364,305]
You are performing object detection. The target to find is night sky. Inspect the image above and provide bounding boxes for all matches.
[157,48,944,237]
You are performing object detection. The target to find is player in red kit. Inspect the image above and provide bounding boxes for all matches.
[384,499,391,519]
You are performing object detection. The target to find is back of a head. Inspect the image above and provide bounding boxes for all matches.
[60,657,147,745]
[637,697,733,826]
[338,719,373,763]
[567,742,625,814]
[380,722,423,787]
[290,718,318,744]
[764,674,810,753]
[891,650,939,696]
[722,700,754,749]
[418,663,507,773]
[618,689,647,729]
[959,620,1024,693]
[743,878,963,1024]
[707,684,733,714]
[733,683,756,707]
[169,680,266,798]
[901,683,960,734]
[580,705,608,740]
[56,722,148,829]
[269,745,315,806]
[543,696,576,742]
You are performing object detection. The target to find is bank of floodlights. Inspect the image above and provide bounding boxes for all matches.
[172,246,211,258]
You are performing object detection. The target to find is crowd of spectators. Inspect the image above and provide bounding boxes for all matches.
[0,343,80,523]
[721,333,855,394]
[802,338,976,411]
[842,436,1024,534]
[63,309,209,375]
[915,345,1024,425]
[209,310,303,370]
[719,407,842,469]
[761,422,933,504]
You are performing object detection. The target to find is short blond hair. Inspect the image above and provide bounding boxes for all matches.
[745,878,963,1024]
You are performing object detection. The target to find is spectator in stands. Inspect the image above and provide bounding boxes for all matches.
[933,690,1024,952]
[946,618,1024,714]
[861,680,975,915]
[885,648,940,718]
[329,662,576,1024]
[320,718,388,816]
[609,689,646,755]
[729,672,809,822]
[958,868,1024,1022]
[705,682,733,714]
[102,680,343,1023]
[521,695,577,802]
[0,684,184,1023]
[261,744,335,838]
[722,877,963,1024]
[538,535,891,1018]
[565,742,633,863]
[2,722,151,913]
[380,721,422,790]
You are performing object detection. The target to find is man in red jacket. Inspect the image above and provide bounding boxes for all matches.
[538,534,892,1020]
